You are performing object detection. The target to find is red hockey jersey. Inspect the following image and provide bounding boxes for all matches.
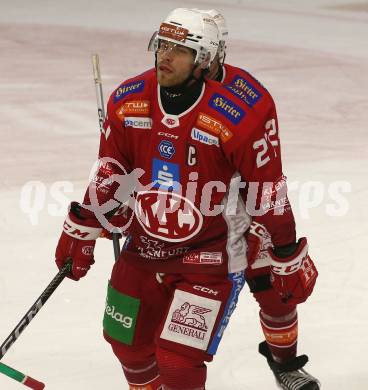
[86,68,296,274]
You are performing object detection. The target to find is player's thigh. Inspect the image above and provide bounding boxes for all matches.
[156,271,246,362]
[104,259,169,347]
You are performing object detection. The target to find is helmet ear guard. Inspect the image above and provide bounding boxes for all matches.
[199,51,211,69]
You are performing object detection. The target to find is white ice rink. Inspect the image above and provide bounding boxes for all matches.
[1,0,367,389]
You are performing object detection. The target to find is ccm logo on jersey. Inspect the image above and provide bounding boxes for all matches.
[196,113,233,142]
[191,128,219,147]
[158,131,179,140]
[124,117,152,129]
[209,93,245,124]
[114,80,145,103]
[193,286,219,296]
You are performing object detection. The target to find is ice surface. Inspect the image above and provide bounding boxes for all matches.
[1,1,367,389]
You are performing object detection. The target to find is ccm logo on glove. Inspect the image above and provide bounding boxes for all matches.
[269,238,318,304]
[63,215,102,240]
[55,202,102,281]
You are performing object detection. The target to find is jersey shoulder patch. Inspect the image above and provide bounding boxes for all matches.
[112,69,156,104]
[205,81,246,126]
[223,65,273,109]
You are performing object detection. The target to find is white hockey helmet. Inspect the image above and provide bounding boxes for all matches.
[148,8,220,68]
[192,9,228,62]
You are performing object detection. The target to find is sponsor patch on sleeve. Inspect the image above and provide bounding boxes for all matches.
[160,290,221,351]
[227,76,262,107]
[209,93,245,124]
[114,80,145,103]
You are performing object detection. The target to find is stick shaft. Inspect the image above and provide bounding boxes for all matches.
[0,261,71,360]
[92,54,105,133]
[91,53,121,261]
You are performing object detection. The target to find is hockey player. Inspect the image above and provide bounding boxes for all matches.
[54,8,318,390]
[197,8,321,389]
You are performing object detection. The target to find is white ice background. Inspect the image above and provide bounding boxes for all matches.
[0,0,367,389]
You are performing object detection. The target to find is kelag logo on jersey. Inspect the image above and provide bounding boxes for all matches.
[209,94,245,124]
[158,140,176,159]
[114,80,145,103]
[226,76,262,108]
[152,158,180,191]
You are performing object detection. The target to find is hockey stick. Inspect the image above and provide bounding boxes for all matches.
[0,260,72,360]
[92,53,121,261]
[0,362,45,389]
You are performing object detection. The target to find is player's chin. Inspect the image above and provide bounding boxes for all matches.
[157,71,176,87]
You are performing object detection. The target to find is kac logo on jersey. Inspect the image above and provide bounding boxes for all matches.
[226,76,262,108]
[152,158,180,192]
[114,80,145,103]
[135,191,203,242]
[209,94,245,124]
[158,140,176,159]
[191,128,219,147]
[162,114,180,128]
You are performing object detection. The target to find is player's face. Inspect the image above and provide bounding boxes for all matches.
[156,40,196,87]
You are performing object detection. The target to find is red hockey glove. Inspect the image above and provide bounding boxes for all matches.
[268,238,318,305]
[55,202,102,281]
